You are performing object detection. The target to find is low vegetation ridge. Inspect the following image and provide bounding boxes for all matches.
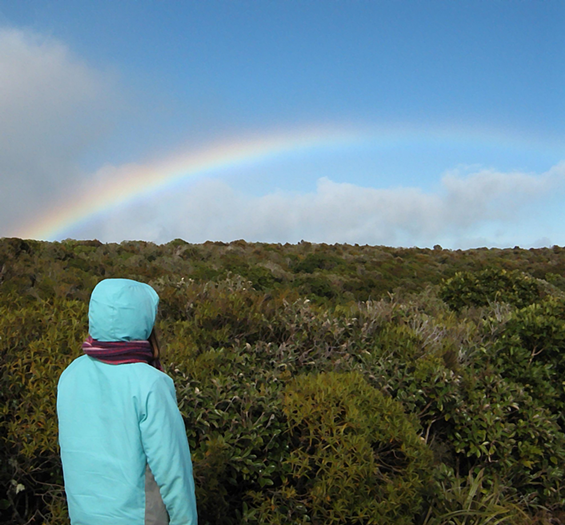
[2,237,565,524]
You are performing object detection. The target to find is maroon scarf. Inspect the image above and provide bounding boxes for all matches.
[82,336,162,371]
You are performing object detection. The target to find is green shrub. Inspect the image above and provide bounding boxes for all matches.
[292,253,343,274]
[296,274,338,300]
[0,298,86,524]
[440,268,542,312]
[445,369,565,506]
[352,297,565,508]
[491,297,565,426]
[246,372,434,525]
[168,343,289,525]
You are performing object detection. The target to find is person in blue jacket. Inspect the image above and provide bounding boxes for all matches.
[57,278,197,525]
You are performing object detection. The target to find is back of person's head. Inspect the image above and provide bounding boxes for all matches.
[89,278,159,342]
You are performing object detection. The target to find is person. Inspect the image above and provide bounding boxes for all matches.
[57,278,197,525]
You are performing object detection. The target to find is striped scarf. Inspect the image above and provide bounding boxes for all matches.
[82,336,162,371]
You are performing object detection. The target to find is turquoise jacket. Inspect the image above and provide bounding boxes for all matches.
[57,279,197,525]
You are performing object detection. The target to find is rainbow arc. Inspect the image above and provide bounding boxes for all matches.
[18,124,560,241]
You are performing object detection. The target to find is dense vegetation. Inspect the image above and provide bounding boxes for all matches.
[2,237,565,524]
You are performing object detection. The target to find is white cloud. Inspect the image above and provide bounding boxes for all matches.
[0,27,119,232]
[76,161,565,249]
[441,165,562,226]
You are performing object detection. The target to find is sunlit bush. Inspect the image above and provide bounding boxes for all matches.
[246,372,433,525]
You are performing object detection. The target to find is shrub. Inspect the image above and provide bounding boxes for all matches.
[168,343,289,525]
[0,298,86,524]
[491,297,565,426]
[352,297,565,508]
[246,372,434,524]
[440,268,542,312]
[445,368,565,507]
[292,253,343,274]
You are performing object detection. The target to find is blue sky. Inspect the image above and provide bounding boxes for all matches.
[0,0,564,248]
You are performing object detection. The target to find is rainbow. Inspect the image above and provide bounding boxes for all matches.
[18,127,364,240]
[17,124,563,241]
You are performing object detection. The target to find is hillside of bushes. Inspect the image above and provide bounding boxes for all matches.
[2,237,565,524]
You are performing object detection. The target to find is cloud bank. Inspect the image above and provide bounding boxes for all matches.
[75,161,565,249]
[0,27,119,232]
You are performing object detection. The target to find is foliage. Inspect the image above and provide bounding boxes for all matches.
[0,298,85,524]
[490,297,565,427]
[422,466,528,525]
[168,342,288,524]
[440,268,543,312]
[246,372,433,525]
[2,238,565,523]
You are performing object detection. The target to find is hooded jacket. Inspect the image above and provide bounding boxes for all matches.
[57,279,197,525]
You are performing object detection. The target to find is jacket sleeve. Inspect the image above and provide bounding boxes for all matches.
[140,373,198,525]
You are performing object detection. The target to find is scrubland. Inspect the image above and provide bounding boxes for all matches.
[2,237,565,524]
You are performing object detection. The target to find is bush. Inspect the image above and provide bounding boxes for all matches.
[351,297,565,508]
[491,297,565,426]
[169,345,288,525]
[440,268,542,312]
[0,298,86,524]
[246,372,434,525]
[445,369,565,507]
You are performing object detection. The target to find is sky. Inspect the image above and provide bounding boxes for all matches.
[0,0,564,249]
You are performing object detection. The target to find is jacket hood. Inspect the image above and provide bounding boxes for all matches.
[89,279,159,342]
